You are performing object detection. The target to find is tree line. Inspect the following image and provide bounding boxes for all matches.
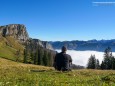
[87,47,115,70]
[23,42,56,67]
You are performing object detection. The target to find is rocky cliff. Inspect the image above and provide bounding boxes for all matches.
[0,24,53,50]
[27,39,53,51]
[0,24,29,43]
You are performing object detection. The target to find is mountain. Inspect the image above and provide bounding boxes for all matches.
[0,24,54,62]
[30,39,53,50]
[49,40,115,52]
[0,24,29,43]
[0,24,53,49]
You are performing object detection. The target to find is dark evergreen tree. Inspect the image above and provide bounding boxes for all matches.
[15,50,21,62]
[47,51,52,66]
[87,55,96,69]
[95,59,100,69]
[101,61,105,70]
[34,50,38,65]
[37,50,40,65]
[39,48,44,65]
[23,40,56,66]
[30,52,35,64]
[43,50,48,66]
[24,49,27,63]
[102,47,113,69]
[111,56,115,70]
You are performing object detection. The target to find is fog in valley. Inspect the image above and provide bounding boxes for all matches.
[56,50,115,67]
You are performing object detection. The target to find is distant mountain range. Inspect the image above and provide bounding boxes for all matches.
[49,40,115,52]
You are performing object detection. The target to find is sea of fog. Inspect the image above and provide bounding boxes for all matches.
[56,50,115,67]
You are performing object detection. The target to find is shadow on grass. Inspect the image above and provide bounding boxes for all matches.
[0,56,15,62]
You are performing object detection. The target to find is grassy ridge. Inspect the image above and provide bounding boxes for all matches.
[0,58,115,86]
[0,36,24,61]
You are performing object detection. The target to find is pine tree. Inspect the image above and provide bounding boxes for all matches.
[50,52,55,67]
[30,52,35,64]
[43,50,48,66]
[24,42,29,63]
[111,56,115,70]
[87,55,96,69]
[103,47,113,69]
[101,61,105,70]
[15,50,21,62]
[34,50,38,65]
[24,49,27,63]
[37,46,41,65]
[39,48,44,65]
[95,59,100,69]
[47,52,51,66]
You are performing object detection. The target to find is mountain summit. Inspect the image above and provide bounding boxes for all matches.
[0,24,54,62]
[0,24,29,43]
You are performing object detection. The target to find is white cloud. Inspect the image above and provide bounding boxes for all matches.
[56,50,115,67]
[93,2,115,4]
[92,1,115,6]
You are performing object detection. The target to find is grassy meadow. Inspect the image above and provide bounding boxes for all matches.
[0,58,115,86]
[0,36,24,61]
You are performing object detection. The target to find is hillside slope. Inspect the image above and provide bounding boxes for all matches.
[0,24,54,62]
[0,24,29,61]
[0,36,24,61]
[0,58,115,86]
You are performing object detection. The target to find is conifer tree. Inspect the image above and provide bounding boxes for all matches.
[111,56,115,70]
[95,59,100,69]
[87,55,96,69]
[15,50,21,62]
[24,49,27,63]
[35,50,38,65]
[103,47,113,69]
[101,61,105,70]
[43,50,48,66]
[39,48,44,65]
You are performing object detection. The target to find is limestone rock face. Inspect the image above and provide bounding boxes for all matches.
[0,24,54,50]
[0,24,29,42]
[29,39,54,50]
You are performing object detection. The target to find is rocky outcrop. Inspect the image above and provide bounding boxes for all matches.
[0,24,53,50]
[28,39,53,51]
[42,41,53,50]
[0,24,29,42]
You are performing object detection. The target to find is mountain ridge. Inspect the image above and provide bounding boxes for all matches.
[0,24,54,62]
[49,39,115,52]
[0,24,29,43]
[0,24,53,50]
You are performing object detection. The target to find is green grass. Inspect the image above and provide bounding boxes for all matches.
[0,36,24,61]
[0,58,115,86]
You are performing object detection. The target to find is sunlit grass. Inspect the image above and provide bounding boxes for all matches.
[0,58,115,86]
[0,36,24,61]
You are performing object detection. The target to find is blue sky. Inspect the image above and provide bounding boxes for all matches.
[0,0,115,41]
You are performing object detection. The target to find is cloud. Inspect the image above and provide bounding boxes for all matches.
[56,50,115,67]
[92,1,115,6]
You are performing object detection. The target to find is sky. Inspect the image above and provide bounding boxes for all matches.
[0,0,115,41]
